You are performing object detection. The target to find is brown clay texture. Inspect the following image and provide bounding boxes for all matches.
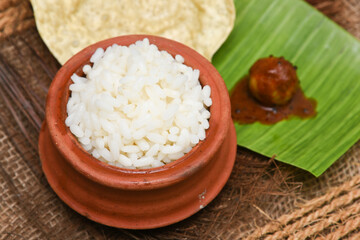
[40,35,237,229]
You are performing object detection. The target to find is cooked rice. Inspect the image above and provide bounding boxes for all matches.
[66,38,212,169]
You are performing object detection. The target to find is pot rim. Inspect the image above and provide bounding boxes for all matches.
[46,35,231,190]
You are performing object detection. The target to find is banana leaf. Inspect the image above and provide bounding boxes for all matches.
[213,0,360,176]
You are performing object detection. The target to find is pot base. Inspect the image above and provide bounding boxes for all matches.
[39,121,237,229]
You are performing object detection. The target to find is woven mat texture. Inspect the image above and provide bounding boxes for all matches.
[0,0,359,239]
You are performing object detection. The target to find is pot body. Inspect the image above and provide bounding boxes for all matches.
[39,120,236,229]
[39,35,237,229]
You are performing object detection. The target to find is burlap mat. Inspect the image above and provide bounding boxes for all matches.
[0,0,359,239]
[246,175,360,239]
[0,0,34,39]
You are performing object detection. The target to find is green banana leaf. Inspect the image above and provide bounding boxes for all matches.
[213,0,360,176]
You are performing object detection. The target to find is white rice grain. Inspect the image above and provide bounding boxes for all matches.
[122,145,140,154]
[90,48,105,63]
[66,39,212,169]
[70,125,84,138]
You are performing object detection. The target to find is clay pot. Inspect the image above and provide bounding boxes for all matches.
[39,35,237,229]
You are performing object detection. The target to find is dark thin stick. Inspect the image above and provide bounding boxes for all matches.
[0,53,45,120]
[18,34,58,79]
[0,68,41,131]
[5,36,47,114]
[0,87,37,150]
[269,155,293,192]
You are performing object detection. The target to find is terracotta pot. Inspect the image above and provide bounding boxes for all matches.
[39,35,237,229]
